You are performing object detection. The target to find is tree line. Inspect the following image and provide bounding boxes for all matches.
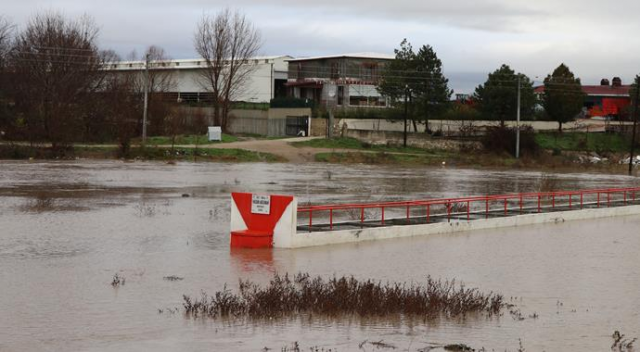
[378,39,639,133]
[0,10,261,155]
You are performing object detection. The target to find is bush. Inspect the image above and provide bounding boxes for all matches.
[481,125,538,156]
[270,97,315,109]
[440,104,481,121]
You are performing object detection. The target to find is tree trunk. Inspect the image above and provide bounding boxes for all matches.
[424,109,430,133]
[221,102,231,133]
[558,122,563,133]
[213,103,221,127]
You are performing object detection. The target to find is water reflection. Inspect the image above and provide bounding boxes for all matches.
[230,247,275,275]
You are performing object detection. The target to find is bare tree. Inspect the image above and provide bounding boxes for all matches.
[8,12,104,150]
[80,49,120,142]
[163,108,186,157]
[127,46,176,136]
[0,16,14,131]
[194,8,261,131]
[0,16,12,70]
[105,72,140,157]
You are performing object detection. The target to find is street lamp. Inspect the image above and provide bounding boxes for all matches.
[404,85,411,148]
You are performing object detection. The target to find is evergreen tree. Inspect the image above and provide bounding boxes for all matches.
[378,39,451,133]
[474,64,535,127]
[543,64,584,132]
[629,75,640,111]
[412,45,452,132]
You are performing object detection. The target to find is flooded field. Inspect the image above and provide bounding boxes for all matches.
[1,160,639,351]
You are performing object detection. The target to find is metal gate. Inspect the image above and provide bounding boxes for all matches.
[285,116,309,136]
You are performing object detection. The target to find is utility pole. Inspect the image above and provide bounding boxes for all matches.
[516,75,521,159]
[403,85,409,148]
[142,53,150,145]
[629,75,639,176]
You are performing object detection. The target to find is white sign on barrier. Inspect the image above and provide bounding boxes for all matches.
[251,194,271,215]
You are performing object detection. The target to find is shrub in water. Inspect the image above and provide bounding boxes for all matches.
[182,273,504,319]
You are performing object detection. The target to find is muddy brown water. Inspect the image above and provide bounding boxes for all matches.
[1,160,639,351]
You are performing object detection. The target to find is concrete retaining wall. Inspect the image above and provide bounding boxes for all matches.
[345,129,482,151]
[337,118,626,134]
[278,205,640,248]
[310,118,327,137]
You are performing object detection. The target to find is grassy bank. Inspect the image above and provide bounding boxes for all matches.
[535,132,630,153]
[313,151,637,172]
[133,133,292,146]
[314,151,520,167]
[0,144,283,163]
[291,137,433,154]
[133,133,239,145]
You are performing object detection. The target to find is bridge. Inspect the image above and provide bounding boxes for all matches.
[230,187,640,249]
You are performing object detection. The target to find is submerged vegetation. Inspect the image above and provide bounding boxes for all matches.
[182,273,503,320]
[111,273,125,287]
[612,330,636,352]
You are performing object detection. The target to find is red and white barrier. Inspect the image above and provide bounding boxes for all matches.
[230,193,297,248]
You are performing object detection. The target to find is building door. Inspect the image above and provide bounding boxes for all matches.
[285,116,309,136]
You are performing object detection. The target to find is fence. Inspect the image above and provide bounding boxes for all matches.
[297,187,640,232]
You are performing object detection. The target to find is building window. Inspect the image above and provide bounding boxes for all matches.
[362,62,378,82]
[331,63,340,80]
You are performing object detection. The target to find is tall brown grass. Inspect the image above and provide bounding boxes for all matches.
[183,273,503,319]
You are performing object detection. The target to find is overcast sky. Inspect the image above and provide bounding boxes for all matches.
[4,0,640,93]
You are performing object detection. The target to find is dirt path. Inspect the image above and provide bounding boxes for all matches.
[175,137,341,163]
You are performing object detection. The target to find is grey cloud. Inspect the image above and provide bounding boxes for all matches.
[6,0,640,93]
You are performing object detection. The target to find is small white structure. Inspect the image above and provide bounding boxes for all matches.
[208,126,222,141]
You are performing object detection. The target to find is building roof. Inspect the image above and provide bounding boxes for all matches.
[106,55,293,71]
[286,52,395,62]
[534,85,631,97]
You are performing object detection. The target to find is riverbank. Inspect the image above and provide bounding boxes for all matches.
[294,136,639,172]
[0,144,285,163]
[1,133,638,174]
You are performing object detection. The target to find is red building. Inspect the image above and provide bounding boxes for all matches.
[534,77,631,119]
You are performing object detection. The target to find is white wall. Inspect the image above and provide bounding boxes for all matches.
[281,205,640,249]
[109,56,290,103]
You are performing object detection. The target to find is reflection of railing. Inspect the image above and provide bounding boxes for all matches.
[297,187,640,232]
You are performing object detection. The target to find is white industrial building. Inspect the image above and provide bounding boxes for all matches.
[107,55,291,103]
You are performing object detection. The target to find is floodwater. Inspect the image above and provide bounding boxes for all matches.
[0,160,639,352]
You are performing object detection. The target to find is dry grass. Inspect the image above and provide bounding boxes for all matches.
[182,273,503,320]
[612,331,637,352]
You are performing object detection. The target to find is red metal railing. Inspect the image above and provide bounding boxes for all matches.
[297,187,640,232]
